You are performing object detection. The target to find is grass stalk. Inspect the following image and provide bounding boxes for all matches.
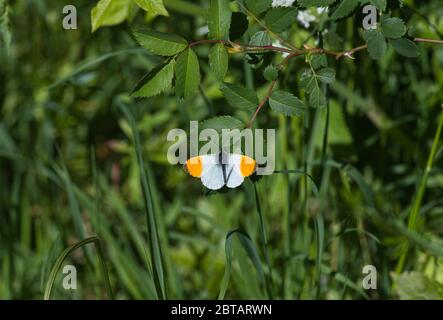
[44,236,113,300]
[396,106,443,273]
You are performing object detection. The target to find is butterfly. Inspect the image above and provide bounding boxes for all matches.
[184,152,256,190]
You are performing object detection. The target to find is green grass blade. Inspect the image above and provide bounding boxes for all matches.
[44,236,113,300]
[396,107,443,273]
[218,229,265,300]
[119,103,167,300]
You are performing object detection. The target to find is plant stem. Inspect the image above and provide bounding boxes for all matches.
[247,81,276,128]
[396,106,443,273]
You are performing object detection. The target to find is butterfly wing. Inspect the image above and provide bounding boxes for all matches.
[225,154,256,188]
[200,154,225,190]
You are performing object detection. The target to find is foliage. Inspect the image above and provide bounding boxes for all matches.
[1,0,443,300]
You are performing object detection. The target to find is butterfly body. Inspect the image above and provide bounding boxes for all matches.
[185,152,256,190]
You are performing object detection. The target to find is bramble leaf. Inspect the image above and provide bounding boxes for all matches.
[131,59,175,98]
[269,90,305,116]
[133,30,187,56]
[381,16,406,39]
[208,0,232,40]
[134,0,168,16]
[175,48,200,98]
[363,29,387,60]
[220,83,258,110]
[91,0,130,32]
[391,38,420,58]
[263,65,278,81]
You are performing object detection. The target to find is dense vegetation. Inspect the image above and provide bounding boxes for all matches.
[1,0,443,299]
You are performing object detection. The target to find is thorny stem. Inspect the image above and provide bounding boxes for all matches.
[188,37,443,125]
[247,80,277,128]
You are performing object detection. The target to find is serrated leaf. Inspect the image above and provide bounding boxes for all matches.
[264,65,278,81]
[91,0,130,32]
[331,0,360,20]
[311,54,328,69]
[208,0,232,40]
[220,83,258,110]
[391,38,420,58]
[381,16,406,39]
[317,68,336,84]
[269,91,305,116]
[299,68,315,90]
[134,0,168,16]
[175,48,200,98]
[370,0,386,11]
[363,29,387,60]
[131,59,175,98]
[264,7,297,33]
[309,86,326,108]
[229,12,248,41]
[133,30,187,56]
[298,0,336,7]
[200,116,245,132]
[246,0,272,15]
[249,31,272,46]
[209,44,229,80]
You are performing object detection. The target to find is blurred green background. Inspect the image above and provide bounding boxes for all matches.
[1,0,443,299]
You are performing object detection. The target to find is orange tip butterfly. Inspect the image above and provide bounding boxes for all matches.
[184,152,256,190]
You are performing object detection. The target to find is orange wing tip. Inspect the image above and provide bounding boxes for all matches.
[185,156,203,177]
[240,156,256,177]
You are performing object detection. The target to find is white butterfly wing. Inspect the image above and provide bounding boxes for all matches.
[225,154,245,189]
[200,154,225,190]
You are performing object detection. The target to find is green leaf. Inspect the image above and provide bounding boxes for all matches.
[381,16,406,39]
[264,7,298,33]
[269,91,305,116]
[298,0,336,7]
[91,0,131,32]
[220,83,258,111]
[263,65,278,81]
[134,0,168,16]
[249,31,272,46]
[370,0,386,11]
[331,0,360,20]
[131,59,175,98]
[229,12,249,41]
[218,230,265,300]
[391,38,420,58]
[209,44,229,80]
[299,68,314,89]
[317,68,336,84]
[200,116,245,132]
[309,86,326,108]
[363,29,387,60]
[245,0,272,15]
[311,54,328,69]
[208,0,232,40]
[175,48,200,98]
[133,30,187,56]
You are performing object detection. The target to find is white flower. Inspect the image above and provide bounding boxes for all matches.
[297,10,316,28]
[272,0,296,8]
